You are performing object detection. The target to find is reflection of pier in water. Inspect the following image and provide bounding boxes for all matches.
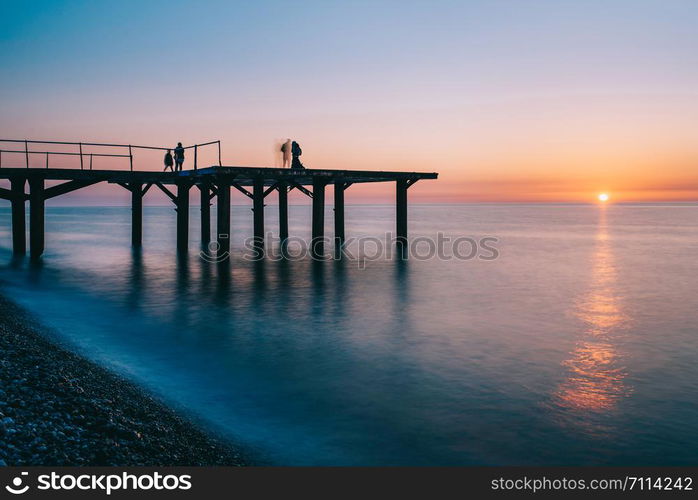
[112,249,413,349]
[553,207,631,434]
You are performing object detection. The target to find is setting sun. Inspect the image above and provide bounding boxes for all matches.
[598,193,610,202]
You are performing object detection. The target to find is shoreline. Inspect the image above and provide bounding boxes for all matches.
[0,294,249,466]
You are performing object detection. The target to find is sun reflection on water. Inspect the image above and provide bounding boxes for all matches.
[553,207,631,433]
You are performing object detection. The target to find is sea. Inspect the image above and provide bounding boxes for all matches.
[0,203,697,465]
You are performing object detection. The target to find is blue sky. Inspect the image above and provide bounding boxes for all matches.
[1,0,697,202]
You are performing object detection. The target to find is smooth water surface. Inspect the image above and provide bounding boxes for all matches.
[0,203,697,465]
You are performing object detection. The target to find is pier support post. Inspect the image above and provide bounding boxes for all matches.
[278,181,288,242]
[252,177,265,257]
[311,178,327,258]
[216,179,231,259]
[334,181,345,248]
[10,177,26,255]
[199,181,211,247]
[176,181,191,253]
[396,179,408,248]
[130,183,143,247]
[29,177,45,259]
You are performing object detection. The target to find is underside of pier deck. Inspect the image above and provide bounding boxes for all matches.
[0,166,437,258]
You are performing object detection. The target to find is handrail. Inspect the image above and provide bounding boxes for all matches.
[185,140,219,149]
[0,150,130,157]
[0,138,223,170]
[1,139,169,151]
[0,138,220,151]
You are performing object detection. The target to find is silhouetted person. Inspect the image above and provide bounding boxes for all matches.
[174,142,185,171]
[281,138,292,168]
[163,149,174,171]
[291,140,304,169]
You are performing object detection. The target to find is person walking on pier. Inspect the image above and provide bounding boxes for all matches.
[163,149,174,171]
[291,140,304,169]
[281,138,292,168]
[174,142,185,171]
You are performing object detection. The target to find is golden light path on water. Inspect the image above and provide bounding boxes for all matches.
[553,205,632,435]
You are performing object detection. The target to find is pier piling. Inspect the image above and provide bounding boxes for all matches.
[29,177,45,259]
[253,177,265,256]
[278,181,288,242]
[10,177,26,255]
[199,181,211,247]
[216,179,231,259]
[396,179,408,246]
[176,181,191,253]
[334,181,346,248]
[130,183,143,247]
[311,178,327,258]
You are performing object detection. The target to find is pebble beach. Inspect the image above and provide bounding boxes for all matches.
[0,294,247,466]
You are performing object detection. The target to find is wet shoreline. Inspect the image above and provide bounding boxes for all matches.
[0,294,248,466]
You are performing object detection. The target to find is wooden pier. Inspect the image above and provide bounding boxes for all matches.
[0,140,438,259]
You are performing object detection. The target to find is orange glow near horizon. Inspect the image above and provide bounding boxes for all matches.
[2,2,697,204]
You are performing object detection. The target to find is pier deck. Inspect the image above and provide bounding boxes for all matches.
[0,166,436,185]
[0,141,438,259]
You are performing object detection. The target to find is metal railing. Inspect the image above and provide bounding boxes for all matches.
[0,139,222,171]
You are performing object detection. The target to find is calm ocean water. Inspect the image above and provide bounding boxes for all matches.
[0,203,697,465]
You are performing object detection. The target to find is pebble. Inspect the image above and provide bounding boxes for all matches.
[0,296,246,466]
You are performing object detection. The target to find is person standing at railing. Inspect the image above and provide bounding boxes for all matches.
[174,142,185,171]
[291,140,304,169]
[163,149,174,171]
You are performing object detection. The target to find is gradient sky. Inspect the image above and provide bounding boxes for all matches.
[1,0,697,203]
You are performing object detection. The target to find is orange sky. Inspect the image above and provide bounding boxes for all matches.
[1,2,697,204]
